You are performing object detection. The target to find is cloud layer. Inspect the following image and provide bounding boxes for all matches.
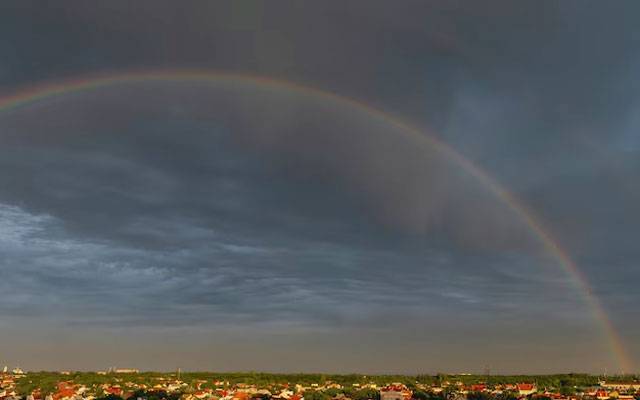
[0,0,639,373]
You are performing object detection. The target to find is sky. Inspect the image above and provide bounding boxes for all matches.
[0,1,639,374]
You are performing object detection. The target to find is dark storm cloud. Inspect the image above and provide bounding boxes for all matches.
[0,82,536,249]
[0,0,639,372]
[0,81,608,372]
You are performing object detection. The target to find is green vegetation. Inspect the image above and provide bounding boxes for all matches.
[11,371,640,397]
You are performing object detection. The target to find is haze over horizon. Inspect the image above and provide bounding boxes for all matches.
[0,1,639,374]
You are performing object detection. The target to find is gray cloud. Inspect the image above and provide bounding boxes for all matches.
[0,0,639,373]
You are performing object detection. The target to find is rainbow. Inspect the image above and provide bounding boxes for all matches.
[0,69,632,372]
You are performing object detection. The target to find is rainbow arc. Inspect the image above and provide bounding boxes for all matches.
[0,69,632,372]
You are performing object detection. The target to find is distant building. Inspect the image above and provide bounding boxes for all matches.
[470,385,486,392]
[517,384,537,396]
[113,369,139,374]
[380,384,411,400]
[380,391,405,400]
[600,383,640,391]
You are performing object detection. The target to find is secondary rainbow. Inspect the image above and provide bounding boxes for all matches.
[0,69,632,372]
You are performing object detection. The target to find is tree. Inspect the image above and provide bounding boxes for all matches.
[354,389,379,400]
[560,387,575,396]
[97,395,124,400]
[305,392,330,400]
[466,392,492,400]
[413,391,429,400]
[496,391,518,400]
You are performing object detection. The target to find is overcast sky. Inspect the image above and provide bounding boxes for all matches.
[0,1,639,374]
